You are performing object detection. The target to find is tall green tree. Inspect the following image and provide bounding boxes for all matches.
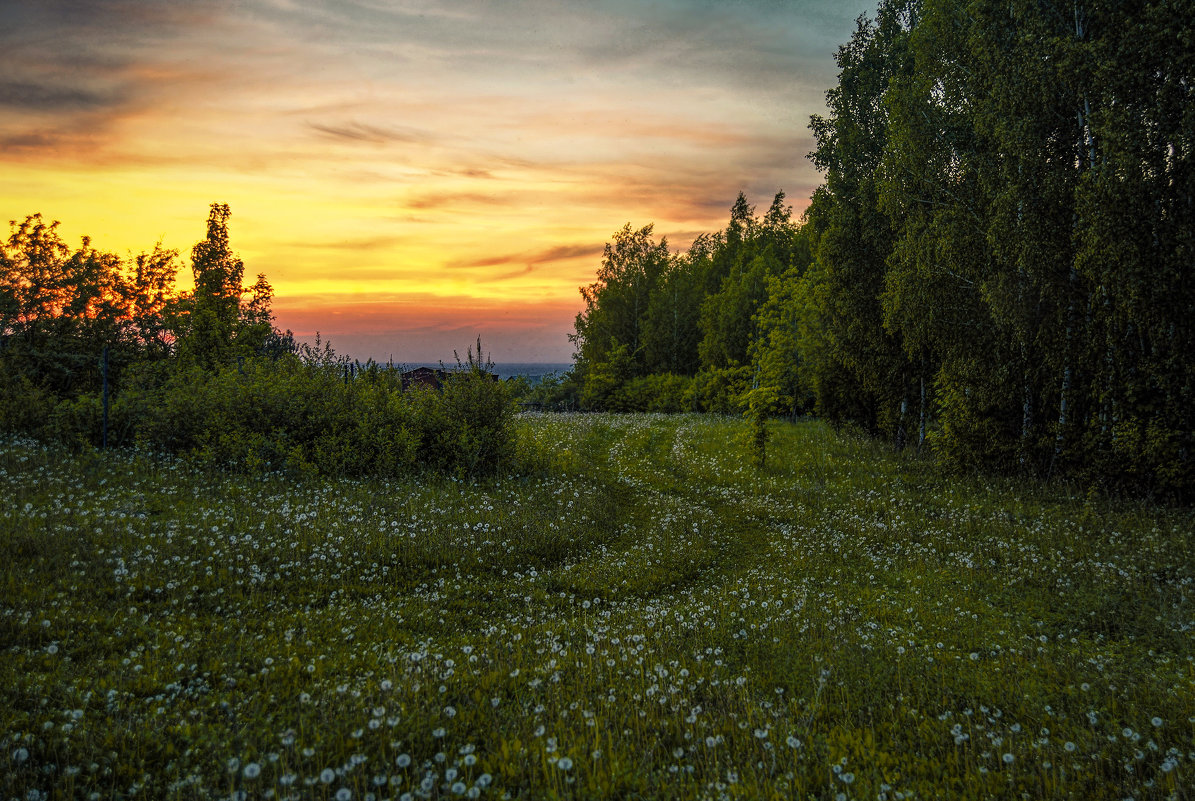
[570,223,670,395]
[177,203,276,369]
[699,192,802,370]
[642,253,704,375]
[806,1,918,439]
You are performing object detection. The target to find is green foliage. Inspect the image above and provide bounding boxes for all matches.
[685,365,752,415]
[750,259,817,418]
[614,372,693,413]
[641,257,703,375]
[0,374,55,437]
[506,370,579,411]
[578,341,634,411]
[739,385,783,467]
[928,357,1022,472]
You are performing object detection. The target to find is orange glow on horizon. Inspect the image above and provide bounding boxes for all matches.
[2,0,864,362]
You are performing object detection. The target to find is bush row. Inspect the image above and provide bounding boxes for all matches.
[4,355,516,478]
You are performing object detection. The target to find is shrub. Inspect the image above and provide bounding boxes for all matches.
[0,373,56,437]
[109,354,514,478]
[616,373,693,413]
[685,365,752,414]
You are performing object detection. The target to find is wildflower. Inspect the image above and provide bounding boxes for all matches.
[1064,742,1076,752]
[1002,753,1014,764]
[1151,717,1163,727]
[13,748,29,763]
[786,736,801,748]
[321,768,336,784]
[451,781,466,794]
[558,757,573,770]
[336,788,351,801]
[243,762,261,779]
[395,754,411,768]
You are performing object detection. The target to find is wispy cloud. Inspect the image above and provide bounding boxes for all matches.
[309,121,434,146]
[447,243,603,271]
[406,192,507,212]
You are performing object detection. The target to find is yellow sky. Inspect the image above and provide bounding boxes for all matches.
[1,0,873,362]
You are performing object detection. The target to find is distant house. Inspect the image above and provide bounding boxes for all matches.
[401,367,449,391]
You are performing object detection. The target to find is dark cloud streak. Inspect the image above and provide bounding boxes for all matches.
[309,121,434,146]
[447,243,604,271]
[0,80,120,112]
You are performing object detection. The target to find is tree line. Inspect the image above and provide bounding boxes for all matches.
[1,204,514,477]
[567,0,1192,498]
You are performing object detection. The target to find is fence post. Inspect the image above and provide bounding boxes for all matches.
[101,344,110,449]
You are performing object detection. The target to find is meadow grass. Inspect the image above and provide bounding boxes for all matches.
[2,414,1193,800]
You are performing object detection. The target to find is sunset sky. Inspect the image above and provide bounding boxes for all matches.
[2,0,873,363]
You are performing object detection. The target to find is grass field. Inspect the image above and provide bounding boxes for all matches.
[2,413,1193,800]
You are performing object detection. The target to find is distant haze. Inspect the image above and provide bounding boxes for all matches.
[1,0,875,363]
